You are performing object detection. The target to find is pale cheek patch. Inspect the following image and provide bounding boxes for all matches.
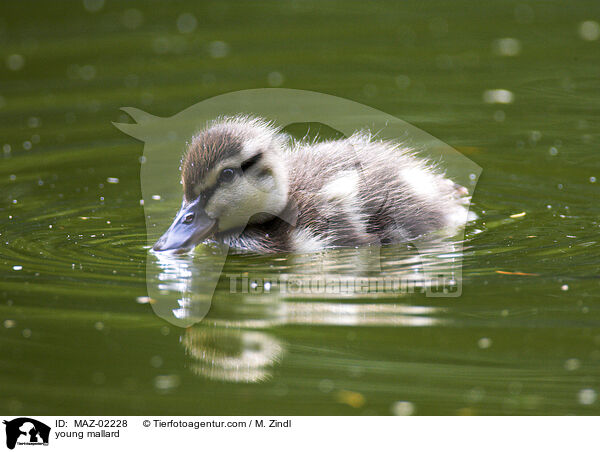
[205,180,271,231]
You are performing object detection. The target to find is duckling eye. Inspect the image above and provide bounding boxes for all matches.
[182,213,195,224]
[218,168,236,183]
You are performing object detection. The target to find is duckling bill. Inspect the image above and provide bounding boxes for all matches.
[153,115,470,254]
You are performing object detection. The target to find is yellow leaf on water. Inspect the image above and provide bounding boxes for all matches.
[335,390,365,408]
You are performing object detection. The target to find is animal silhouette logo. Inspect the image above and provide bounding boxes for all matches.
[3,418,50,449]
[114,88,481,327]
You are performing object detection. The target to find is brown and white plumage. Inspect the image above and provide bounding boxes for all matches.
[152,115,469,254]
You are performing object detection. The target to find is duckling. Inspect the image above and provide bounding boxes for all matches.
[152,115,469,254]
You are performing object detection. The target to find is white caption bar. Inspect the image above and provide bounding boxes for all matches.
[0,416,595,451]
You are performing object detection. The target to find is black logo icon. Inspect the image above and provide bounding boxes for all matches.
[3,418,50,450]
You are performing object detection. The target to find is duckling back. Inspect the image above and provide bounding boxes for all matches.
[278,132,468,252]
[219,127,469,254]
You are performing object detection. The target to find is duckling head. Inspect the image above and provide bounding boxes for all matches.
[153,116,289,253]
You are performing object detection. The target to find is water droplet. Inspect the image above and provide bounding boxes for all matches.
[177,13,197,34]
[578,388,597,405]
[492,37,521,56]
[154,375,180,391]
[579,21,600,41]
[80,65,96,81]
[318,379,334,393]
[208,41,229,58]
[121,8,143,30]
[391,401,415,416]
[483,89,514,104]
[83,0,104,13]
[150,356,163,368]
[514,4,534,24]
[267,71,284,87]
[6,54,25,71]
[395,75,411,89]
[478,337,492,349]
[564,358,580,371]
[27,117,40,128]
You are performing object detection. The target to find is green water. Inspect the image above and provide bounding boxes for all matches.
[1,0,599,415]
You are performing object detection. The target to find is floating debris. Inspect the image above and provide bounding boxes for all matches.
[12,265,22,271]
[152,195,161,200]
[561,284,569,291]
[335,390,365,408]
[136,296,155,304]
[3,320,16,329]
[107,177,119,184]
[510,212,526,219]
[496,270,539,276]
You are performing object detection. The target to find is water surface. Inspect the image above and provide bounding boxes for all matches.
[1,0,599,415]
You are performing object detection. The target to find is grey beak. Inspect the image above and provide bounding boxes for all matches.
[153,203,217,254]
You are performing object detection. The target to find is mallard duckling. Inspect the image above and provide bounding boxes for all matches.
[153,116,469,254]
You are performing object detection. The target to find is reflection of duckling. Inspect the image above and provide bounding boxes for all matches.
[182,328,284,383]
[153,116,469,254]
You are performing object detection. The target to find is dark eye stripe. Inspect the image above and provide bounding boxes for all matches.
[198,155,262,206]
[241,152,262,172]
